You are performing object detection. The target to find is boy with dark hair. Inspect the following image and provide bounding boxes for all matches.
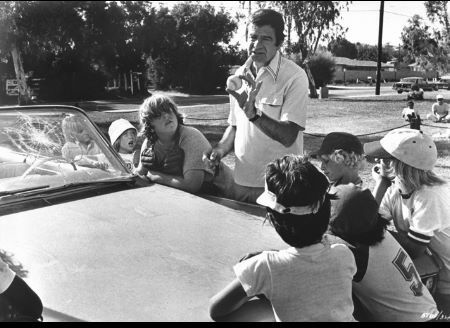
[209,155,356,322]
[329,184,438,322]
[203,8,309,204]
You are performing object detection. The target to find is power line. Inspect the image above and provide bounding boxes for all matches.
[347,9,416,19]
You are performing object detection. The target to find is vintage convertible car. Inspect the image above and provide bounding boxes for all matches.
[0,105,442,322]
[0,105,284,322]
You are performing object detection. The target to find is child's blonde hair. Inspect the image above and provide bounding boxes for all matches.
[328,149,366,170]
[61,115,87,143]
[392,158,446,191]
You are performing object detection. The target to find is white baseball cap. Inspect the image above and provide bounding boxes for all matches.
[364,128,437,171]
[437,94,444,100]
[108,119,137,145]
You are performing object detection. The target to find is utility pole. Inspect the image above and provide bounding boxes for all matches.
[376,1,384,95]
[245,1,252,42]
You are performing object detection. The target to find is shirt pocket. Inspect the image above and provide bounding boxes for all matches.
[259,92,284,119]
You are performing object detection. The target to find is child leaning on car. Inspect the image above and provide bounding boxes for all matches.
[134,94,222,195]
[209,155,357,322]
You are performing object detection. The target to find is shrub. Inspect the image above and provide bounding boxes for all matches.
[308,52,336,88]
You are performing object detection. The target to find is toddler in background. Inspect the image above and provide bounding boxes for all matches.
[108,118,138,171]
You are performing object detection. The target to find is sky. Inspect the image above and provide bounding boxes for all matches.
[158,1,437,47]
[339,1,431,46]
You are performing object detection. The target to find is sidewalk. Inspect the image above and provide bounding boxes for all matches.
[327,85,393,90]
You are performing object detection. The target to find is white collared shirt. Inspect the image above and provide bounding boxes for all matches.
[229,51,309,187]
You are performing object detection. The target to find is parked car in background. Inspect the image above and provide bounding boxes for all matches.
[0,105,443,322]
[392,77,439,94]
[435,75,450,90]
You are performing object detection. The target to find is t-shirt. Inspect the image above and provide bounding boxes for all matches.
[233,236,356,322]
[119,152,138,171]
[0,258,15,294]
[402,107,418,119]
[229,51,309,188]
[351,233,438,321]
[147,125,213,178]
[432,102,449,117]
[379,183,450,294]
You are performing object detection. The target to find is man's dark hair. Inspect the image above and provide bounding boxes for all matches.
[251,9,285,46]
[265,155,334,248]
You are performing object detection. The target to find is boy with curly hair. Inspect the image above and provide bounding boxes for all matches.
[312,132,365,188]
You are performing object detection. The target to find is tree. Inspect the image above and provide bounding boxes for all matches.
[258,1,351,98]
[399,2,450,73]
[0,1,88,103]
[424,1,449,43]
[167,3,238,93]
[400,14,447,72]
[328,38,357,59]
[355,43,390,62]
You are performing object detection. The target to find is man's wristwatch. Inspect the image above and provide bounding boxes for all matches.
[249,106,262,122]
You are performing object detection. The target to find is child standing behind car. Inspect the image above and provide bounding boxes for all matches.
[108,118,139,171]
[209,155,356,322]
[135,94,217,194]
[364,128,450,315]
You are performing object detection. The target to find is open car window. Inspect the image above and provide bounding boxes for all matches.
[0,106,131,195]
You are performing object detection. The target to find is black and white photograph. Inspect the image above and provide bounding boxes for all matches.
[0,0,449,322]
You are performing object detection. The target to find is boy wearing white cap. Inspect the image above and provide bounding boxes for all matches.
[108,118,138,171]
[209,155,356,322]
[427,95,450,123]
[364,128,450,315]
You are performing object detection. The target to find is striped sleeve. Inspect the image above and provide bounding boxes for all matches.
[407,229,432,245]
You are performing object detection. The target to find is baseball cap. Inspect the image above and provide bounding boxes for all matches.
[437,94,444,100]
[330,184,379,236]
[311,132,363,158]
[108,119,137,145]
[256,180,322,216]
[364,128,437,170]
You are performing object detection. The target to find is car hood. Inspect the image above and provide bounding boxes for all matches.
[0,184,285,322]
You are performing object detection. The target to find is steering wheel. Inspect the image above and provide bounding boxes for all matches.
[21,156,77,178]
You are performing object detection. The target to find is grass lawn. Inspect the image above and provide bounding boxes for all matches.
[180,94,450,191]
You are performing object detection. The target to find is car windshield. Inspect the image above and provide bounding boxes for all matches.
[0,106,131,195]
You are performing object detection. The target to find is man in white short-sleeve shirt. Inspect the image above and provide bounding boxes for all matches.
[203,9,309,204]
